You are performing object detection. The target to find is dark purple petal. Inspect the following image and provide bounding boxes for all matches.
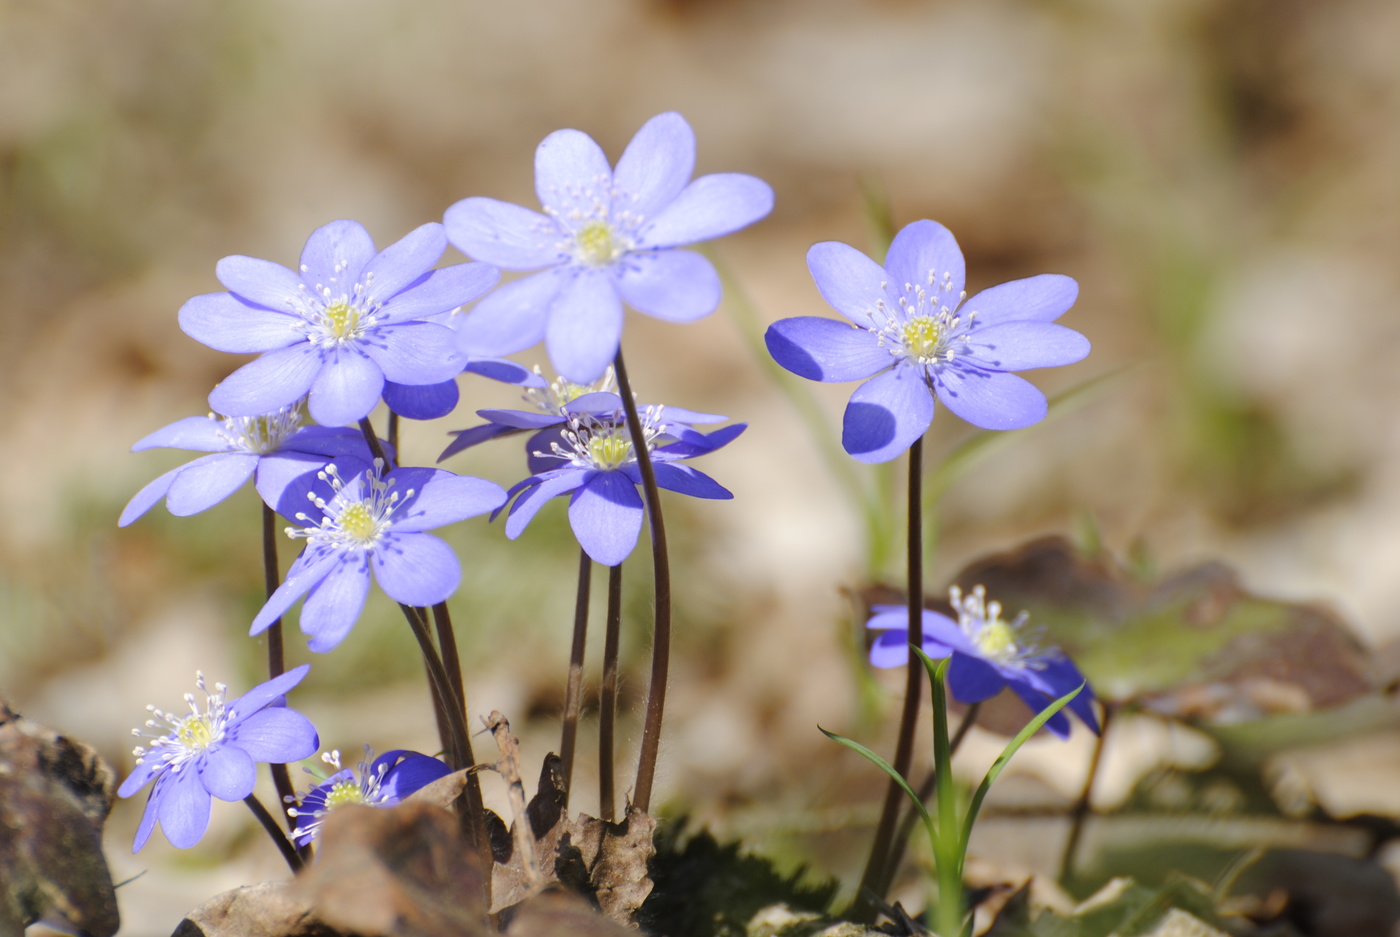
[438,423,523,462]
[164,452,258,516]
[525,427,568,475]
[464,356,546,386]
[963,274,1078,326]
[132,416,230,453]
[476,408,564,430]
[546,272,623,383]
[199,745,256,801]
[616,249,720,322]
[256,452,350,520]
[638,173,774,249]
[870,630,957,669]
[963,322,1090,372]
[842,366,934,464]
[569,472,644,566]
[300,220,376,290]
[457,268,564,357]
[250,551,341,636]
[947,651,1007,704]
[390,468,506,531]
[444,197,563,269]
[226,707,320,762]
[156,768,212,849]
[934,367,1047,430]
[283,426,374,459]
[179,292,302,354]
[765,316,889,382]
[360,322,463,385]
[301,556,372,653]
[504,470,588,538]
[379,262,500,324]
[307,348,385,426]
[360,223,446,305]
[613,112,695,221]
[118,465,182,527]
[378,752,452,802]
[806,242,890,328]
[884,220,966,301]
[372,533,459,606]
[653,422,746,460]
[534,129,613,227]
[650,463,731,499]
[1008,680,1072,739]
[209,344,322,418]
[384,379,459,421]
[1035,656,1099,734]
[214,256,303,310]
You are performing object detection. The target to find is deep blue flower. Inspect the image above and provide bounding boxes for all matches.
[118,665,319,851]
[498,401,744,566]
[382,355,545,422]
[288,748,452,846]
[868,586,1099,738]
[118,402,375,526]
[766,220,1090,463]
[179,220,499,427]
[251,461,505,652]
[444,112,774,383]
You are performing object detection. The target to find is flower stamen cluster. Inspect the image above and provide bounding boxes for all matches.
[287,461,412,550]
[131,671,231,773]
[287,749,391,843]
[294,262,381,348]
[545,406,665,472]
[950,584,1043,670]
[214,402,305,455]
[523,365,617,415]
[868,271,973,367]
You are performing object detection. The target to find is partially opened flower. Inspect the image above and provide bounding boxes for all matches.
[766,220,1090,463]
[289,748,452,846]
[251,461,505,652]
[498,401,744,566]
[444,111,774,382]
[118,665,319,851]
[382,355,545,422]
[180,220,499,427]
[868,585,1099,738]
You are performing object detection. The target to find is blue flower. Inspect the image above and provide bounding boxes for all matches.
[179,220,499,427]
[118,665,319,851]
[288,748,452,846]
[765,220,1090,463]
[498,402,744,566]
[868,586,1099,738]
[444,112,774,383]
[382,355,545,422]
[252,461,506,652]
[118,402,375,526]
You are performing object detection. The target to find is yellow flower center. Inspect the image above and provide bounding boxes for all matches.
[323,300,362,341]
[587,431,633,470]
[324,778,366,810]
[337,503,379,543]
[974,620,1017,660]
[174,713,218,751]
[576,220,621,266]
[901,316,943,360]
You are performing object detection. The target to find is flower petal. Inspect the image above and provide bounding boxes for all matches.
[475,408,563,430]
[765,316,889,382]
[444,198,563,269]
[165,452,257,516]
[535,129,613,227]
[504,470,587,538]
[884,220,965,300]
[869,630,956,669]
[946,651,1007,704]
[301,555,372,653]
[156,768,212,849]
[438,423,521,462]
[360,322,463,385]
[132,792,160,852]
[934,367,1047,430]
[307,348,385,426]
[300,220,376,290]
[650,462,732,499]
[842,366,934,463]
[209,344,323,418]
[616,249,720,322]
[963,274,1078,326]
[229,663,312,715]
[132,416,230,453]
[457,269,564,357]
[653,423,746,460]
[378,752,452,802]
[372,533,460,606]
[569,472,644,566]
[384,379,459,421]
[118,465,182,527]
[214,257,303,311]
[613,112,695,221]
[639,173,774,249]
[226,707,320,763]
[378,262,500,325]
[198,745,256,801]
[390,469,506,531]
[179,292,302,353]
[1035,656,1099,734]
[250,551,340,636]
[806,242,890,328]
[546,271,623,383]
[964,321,1090,372]
[360,223,446,305]
[464,356,545,386]
[1008,679,1072,739]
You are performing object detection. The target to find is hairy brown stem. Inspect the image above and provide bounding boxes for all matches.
[244,794,303,873]
[599,563,623,822]
[559,550,593,806]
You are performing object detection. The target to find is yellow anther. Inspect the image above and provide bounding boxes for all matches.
[576,221,620,266]
[901,316,943,360]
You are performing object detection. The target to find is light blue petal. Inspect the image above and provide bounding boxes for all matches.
[301,555,372,653]
[806,242,890,328]
[299,220,376,291]
[179,292,302,353]
[360,223,446,305]
[616,249,720,322]
[371,533,459,606]
[132,415,229,453]
[545,271,623,384]
[884,220,966,301]
[934,366,1047,430]
[208,344,322,418]
[444,198,563,269]
[118,465,183,527]
[198,745,256,801]
[962,274,1078,326]
[214,257,303,311]
[962,321,1090,372]
[463,356,546,387]
[306,348,385,426]
[638,173,773,249]
[841,366,933,463]
[360,322,463,385]
[612,112,695,221]
[250,551,340,636]
[131,790,160,852]
[379,262,500,324]
[569,472,645,567]
[229,663,311,714]
[504,471,587,538]
[390,469,506,531]
[226,707,319,763]
[156,768,212,849]
[534,129,613,228]
[650,463,731,499]
[164,452,257,515]
[457,269,564,357]
[765,316,889,382]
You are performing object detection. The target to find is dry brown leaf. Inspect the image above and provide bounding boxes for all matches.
[170,883,322,937]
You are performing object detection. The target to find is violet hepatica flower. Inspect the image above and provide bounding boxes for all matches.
[180,220,499,427]
[382,355,545,422]
[444,111,774,383]
[499,402,744,566]
[118,665,319,851]
[119,402,375,526]
[289,748,452,846]
[765,220,1090,463]
[252,461,505,652]
[868,585,1098,739]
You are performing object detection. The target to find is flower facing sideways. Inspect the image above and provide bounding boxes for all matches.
[288,748,452,846]
[118,665,319,851]
[868,586,1099,738]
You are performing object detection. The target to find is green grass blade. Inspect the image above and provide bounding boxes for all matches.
[819,726,934,834]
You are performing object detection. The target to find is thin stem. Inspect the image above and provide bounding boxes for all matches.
[1058,704,1112,884]
[387,410,400,458]
[357,417,392,468]
[599,563,623,822]
[854,436,924,918]
[260,503,298,830]
[244,794,302,873]
[432,602,467,730]
[559,549,593,806]
[614,350,671,814]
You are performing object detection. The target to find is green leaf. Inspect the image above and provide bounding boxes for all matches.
[818,727,933,837]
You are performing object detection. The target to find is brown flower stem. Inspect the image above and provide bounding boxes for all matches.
[1058,703,1112,883]
[854,435,924,920]
[614,349,671,813]
[356,417,393,468]
[432,601,467,729]
[599,562,623,822]
[260,503,298,830]
[559,549,593,806]
[387,410,400,457]
[244,793,303,873]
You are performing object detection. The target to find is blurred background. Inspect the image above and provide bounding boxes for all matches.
[2,0,1399,933]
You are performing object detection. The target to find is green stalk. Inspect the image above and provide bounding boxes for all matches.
[929,658,961,937]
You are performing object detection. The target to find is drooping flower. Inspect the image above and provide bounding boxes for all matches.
[179,220,499,427]
[382,355,545,422]
[251,461,505,652]
[288,748,452,846]
[765,220,1090,463]
[498,401,744,566]
[443,112,774,383]
[118,665,319,851]
[868,585,1098,738]
[118,402,376,526]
